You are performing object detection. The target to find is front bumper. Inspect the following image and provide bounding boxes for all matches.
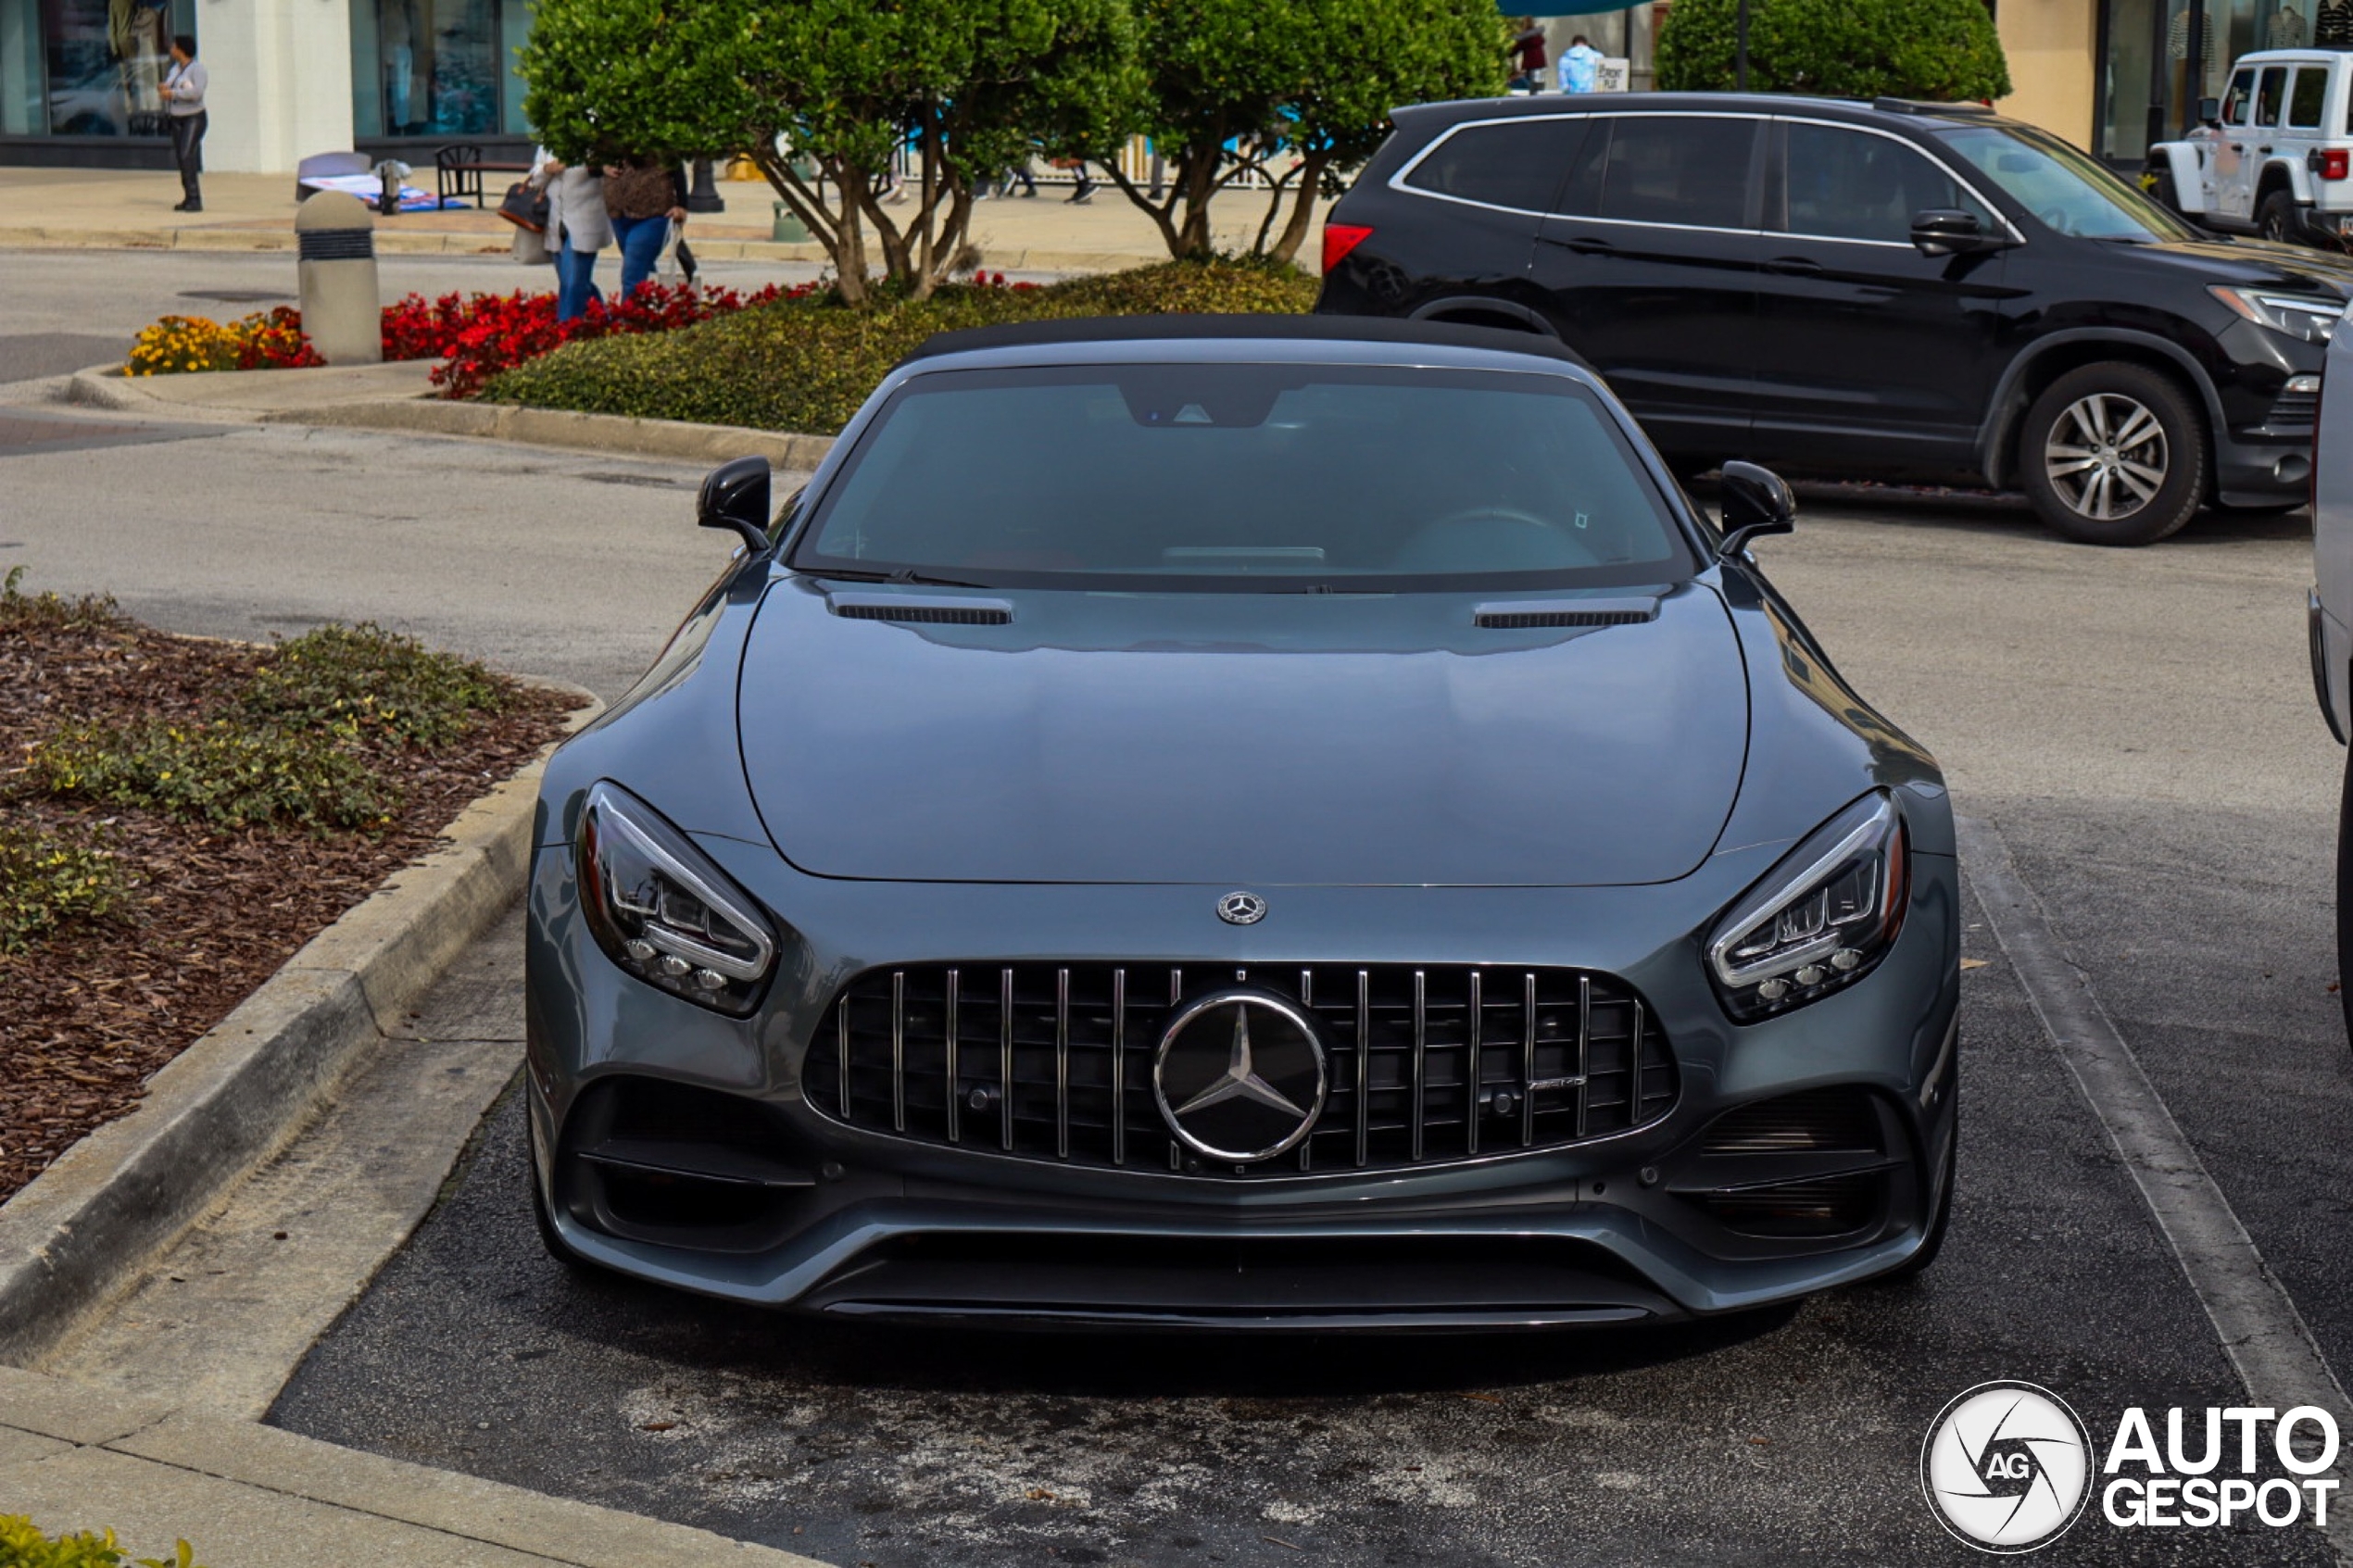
[524,834,1961,1329]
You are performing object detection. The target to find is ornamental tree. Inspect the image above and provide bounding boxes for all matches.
[1107,0,1506,264]
[1655,0,2011,102]
[521,0,1139,304]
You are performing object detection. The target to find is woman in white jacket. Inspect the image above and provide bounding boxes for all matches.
[532,147,611,322]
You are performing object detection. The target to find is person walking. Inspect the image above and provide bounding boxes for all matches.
[602,155,687,300]
[535,148,610,322]
[158,33,206,212]
[1557,33,1603,94]
[1507,19,1548,94]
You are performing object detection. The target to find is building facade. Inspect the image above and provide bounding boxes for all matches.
[0,0,531,170]
[0,0,2301,174]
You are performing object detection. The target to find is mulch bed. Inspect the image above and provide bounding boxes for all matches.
[0,612,573,1207]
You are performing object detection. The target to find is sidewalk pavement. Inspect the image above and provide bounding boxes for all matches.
[0,167,1329,274]
[0,1365,830,1568]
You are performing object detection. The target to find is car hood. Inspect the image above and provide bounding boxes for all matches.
[735,579,1750,887]
[2127,234,2353,294]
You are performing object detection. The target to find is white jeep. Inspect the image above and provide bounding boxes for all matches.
[2146,48,2353,248]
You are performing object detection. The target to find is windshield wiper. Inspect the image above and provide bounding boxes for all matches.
[808,567,992,588]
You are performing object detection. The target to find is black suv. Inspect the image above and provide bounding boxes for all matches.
[1317,94,2353,545]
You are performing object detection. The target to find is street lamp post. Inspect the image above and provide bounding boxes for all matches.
[686,157,725,214]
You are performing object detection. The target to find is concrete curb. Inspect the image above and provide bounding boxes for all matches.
[280,397,838,470]
[0,223,1148,273]
[66,363,839,471]
[0,1365,832,1566]
[0,690,599,1367]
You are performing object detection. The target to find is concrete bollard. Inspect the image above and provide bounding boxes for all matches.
[296,191,383,366]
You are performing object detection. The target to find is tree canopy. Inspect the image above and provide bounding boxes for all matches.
[521,0,1139,302]
[1655,0,2011,102]
[1107,0,1507,262]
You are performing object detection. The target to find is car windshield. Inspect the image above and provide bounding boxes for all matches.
[1932,123,2199,242]
[792,363,1693,592]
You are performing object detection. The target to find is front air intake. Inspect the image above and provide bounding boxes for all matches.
[1473,596,1659,630]
[832,602,1013,625]
[1476,609,1654,629]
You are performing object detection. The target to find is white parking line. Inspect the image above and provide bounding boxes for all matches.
[1959,816,2353,1560]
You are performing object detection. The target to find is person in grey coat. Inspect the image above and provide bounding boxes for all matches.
[533,148,611,322]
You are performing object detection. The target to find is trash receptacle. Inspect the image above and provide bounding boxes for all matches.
[773,203,811,244]
[296,191,384,366]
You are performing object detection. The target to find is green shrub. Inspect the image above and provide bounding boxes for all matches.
[0,824,131,956]
[0,566,120,633]
[1655,0,2010,101]
[0,1517,202,1568]
[481,259,1320,435]
[242,622,507,748]
[26,717,398,834]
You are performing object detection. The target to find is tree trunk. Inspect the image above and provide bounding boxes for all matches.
[1265,153,1328,266]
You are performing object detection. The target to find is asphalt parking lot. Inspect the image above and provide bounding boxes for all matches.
[245,488,2353,1566]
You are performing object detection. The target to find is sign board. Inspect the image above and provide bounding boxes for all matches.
[1595,56,1631,93]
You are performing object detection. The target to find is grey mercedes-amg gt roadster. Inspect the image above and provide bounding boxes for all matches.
[523,316,1960,1330]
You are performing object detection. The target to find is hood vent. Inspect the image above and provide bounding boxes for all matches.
[1474,596,1660,630]
[829,596,1013,626]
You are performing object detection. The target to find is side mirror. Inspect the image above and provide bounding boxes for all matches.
[2197,96,2222,128]
[1718,460,1795,558]
[698,456,772,553]
[1909,207,2005,257]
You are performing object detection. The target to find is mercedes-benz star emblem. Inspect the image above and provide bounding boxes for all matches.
[1152,989,1327,1163]
[1216,891,1267,925]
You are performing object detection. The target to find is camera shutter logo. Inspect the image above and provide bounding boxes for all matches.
[1921,1382,2094,1553]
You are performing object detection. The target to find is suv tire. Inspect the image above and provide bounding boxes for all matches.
[2020,362,2207,546]
[2260,188,2305,245]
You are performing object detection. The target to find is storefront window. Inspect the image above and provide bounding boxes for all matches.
[0,0,194,138]
[2104,0,2323,161]
[349,0,529,141]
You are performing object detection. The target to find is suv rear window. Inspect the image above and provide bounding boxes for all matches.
[2290,66,2328,130]
[1402,119,1589,213]
[1575,115,1757,230]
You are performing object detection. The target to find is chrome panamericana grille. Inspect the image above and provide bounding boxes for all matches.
[803,964,1676,1175]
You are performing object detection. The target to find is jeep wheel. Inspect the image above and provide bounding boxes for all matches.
[2260,189,2305,246]
[2147,164,2183,214]
[2020,362,2207,546]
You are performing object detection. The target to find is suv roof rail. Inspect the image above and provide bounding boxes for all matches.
[1873,96,1996,116]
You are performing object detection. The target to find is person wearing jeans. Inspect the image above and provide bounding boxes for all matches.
[159,34,206,211]
[602,157,689,300]
[536,153,610,322]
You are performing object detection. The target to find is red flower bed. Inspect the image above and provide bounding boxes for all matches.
[378,280,817,398]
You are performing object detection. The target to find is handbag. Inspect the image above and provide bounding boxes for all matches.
[497,180,549,233]
[511,222,550,266]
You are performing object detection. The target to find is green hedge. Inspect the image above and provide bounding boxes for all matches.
[480,260,1320,436]
[1655,0,2010,100]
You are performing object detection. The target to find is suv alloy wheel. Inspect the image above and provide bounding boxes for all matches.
[2020,362,2208,546]
[2261,189,2303,245]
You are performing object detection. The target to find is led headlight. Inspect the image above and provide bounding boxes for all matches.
[577,781,776,1017]
[1707,792,1908,1022]
[2209,285,2347,345]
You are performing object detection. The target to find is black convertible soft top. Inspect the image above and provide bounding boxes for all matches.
[902,312,1595,371]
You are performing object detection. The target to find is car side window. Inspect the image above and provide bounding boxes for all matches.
[2222,69,2256,125]
[2257,66,2289,127]
[1402,119,1591,213]
[2289,67,2329,130]
[1782,123,1994,243]
[1589,115,1757,230]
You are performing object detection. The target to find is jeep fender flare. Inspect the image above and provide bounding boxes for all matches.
[1975,328,2229,490]
[2149,142,2210,213]
[2258,156,2314,207]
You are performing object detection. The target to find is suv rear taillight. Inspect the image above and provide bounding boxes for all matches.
[1322,222,1374,275]
[2315,148,2349,182]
